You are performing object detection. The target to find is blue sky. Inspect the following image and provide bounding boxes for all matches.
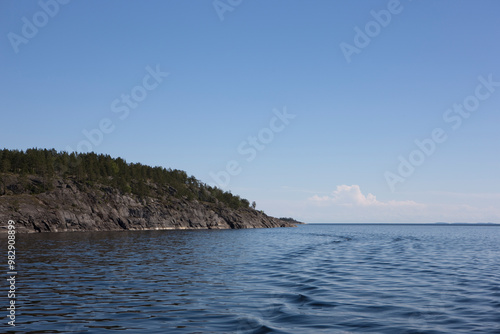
[1,0,499,223]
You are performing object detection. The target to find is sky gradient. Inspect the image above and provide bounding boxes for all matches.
[1,0,499,223]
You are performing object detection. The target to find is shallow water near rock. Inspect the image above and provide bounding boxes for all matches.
[3,224,500,333]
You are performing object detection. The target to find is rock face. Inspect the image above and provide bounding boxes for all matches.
[0,175,297,233]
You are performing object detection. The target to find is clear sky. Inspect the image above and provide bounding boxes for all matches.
[1,0,499,223]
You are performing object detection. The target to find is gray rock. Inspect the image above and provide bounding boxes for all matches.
[0,176,297,233]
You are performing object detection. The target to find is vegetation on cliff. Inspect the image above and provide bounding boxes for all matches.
[279,217,306,225]
[0,148,251,210]
[0,148,300,232]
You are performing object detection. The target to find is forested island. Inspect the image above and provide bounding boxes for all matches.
[0,149,299,233]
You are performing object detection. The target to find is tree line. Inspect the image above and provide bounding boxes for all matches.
[0,148,251,210]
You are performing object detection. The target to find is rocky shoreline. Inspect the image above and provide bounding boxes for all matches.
[0,175,298,233]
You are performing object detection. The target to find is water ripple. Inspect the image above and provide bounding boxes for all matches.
[1,225,499,333]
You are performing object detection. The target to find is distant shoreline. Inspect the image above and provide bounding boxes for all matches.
[305,223,500,226]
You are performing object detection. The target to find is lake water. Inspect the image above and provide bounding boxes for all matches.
[3,224,500,333]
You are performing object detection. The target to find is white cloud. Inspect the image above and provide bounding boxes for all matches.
[299,185,425,222]
[309,185,419,207]
[258,185,500,224]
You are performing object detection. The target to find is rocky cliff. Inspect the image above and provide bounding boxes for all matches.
[0,174,297,233]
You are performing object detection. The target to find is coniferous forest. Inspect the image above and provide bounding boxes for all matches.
[0,148,251,210]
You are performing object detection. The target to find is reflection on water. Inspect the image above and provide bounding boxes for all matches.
[1,225,499,333]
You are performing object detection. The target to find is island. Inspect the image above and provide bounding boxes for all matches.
[0,149,299,233]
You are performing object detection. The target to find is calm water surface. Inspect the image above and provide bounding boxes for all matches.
[2,224,500,333]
